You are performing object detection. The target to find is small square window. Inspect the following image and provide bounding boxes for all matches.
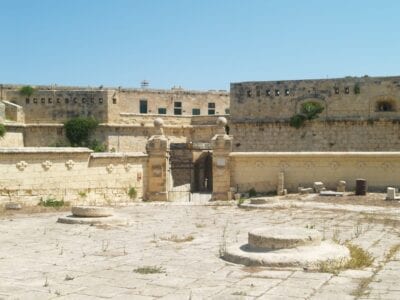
[345,87,349,94]
[41,98,45,103]
[285,89,290,96]
[192,108,200,115]
[208,103,215,108]
[158,108,167,114]
[247,90,252,97]
[56,98,61,103]
[73,98,78,103]
[25,98,30,104]
[65,98,69,104]
[275,89,280,96]
[48,98,52,103]
[112,98,117,104]
[82,98,86,103]
[33,98,38,103]
[98,98,103,104]
[225,108,230,114]
[334,87,339,94]
[266,89,271,96]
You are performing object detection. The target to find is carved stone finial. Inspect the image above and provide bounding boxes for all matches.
[216,116,227,134]
[154,117,164,135]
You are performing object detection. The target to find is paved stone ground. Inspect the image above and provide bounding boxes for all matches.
[1,195,400,299]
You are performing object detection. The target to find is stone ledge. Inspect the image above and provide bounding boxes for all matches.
[90,152,147,158]
[0,147,93,153]
[231,151,400,158]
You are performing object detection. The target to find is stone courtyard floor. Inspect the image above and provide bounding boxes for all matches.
[1,194,400,299]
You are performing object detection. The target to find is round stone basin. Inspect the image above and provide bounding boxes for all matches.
[71,206,113,218]
[248,226,321,250]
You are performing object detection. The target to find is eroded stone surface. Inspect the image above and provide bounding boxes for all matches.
[71,206,114,217]
[248,226,322,250]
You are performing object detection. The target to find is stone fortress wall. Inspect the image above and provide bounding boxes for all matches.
[230,76,400,151]
[0,84,229,151]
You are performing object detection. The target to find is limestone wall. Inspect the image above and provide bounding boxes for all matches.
[0,148,147,206]
[230,152,400,193]
[231,120,400,152]
[231,76,400,122]
[3,87,110,123]
[0,125,24,147]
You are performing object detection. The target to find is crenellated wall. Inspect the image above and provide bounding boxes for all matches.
[230,152,400,193]
[0,148,147,206]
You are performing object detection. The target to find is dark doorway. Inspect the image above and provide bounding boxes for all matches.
[194,152,213,192]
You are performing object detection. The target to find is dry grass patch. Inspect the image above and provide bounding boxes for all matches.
[133,266,165,274]
[160,234,194,243]
[318,243,374,275]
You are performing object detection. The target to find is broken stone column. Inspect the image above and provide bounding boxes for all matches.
[337,180,346,193]
[277,172,287,196]
[313,182,325,193]
[211,117,232,201]
[145,118,170,201]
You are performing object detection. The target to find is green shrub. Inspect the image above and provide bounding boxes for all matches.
[38,197,65,208]
[354,83,361,94]
[289,114,307,128]
[248,188,257,197]
[89,139,106,152]
[0,124,6,138]
[64,117,98,147]
[19,85,35,97]
[128,187,137,200]
[290,102,324,128]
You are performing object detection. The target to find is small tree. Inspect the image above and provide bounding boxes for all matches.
[19,86,35,97]
[64,117,98,147]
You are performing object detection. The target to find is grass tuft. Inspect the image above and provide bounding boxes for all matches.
[133,266,165,274]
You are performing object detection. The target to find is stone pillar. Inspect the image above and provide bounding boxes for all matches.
[211,117,233,201]
[145,118,170,201]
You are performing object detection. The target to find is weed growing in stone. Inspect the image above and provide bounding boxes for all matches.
[133,266,165,274]
[160,234,194,243]
[38,198,65,208]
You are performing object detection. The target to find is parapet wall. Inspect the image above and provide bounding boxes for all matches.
[0,148,147,206]
[230,76,400,122]
[230,152,400,193]
[231,120,400,152]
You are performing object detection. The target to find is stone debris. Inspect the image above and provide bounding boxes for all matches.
[337,180,346,192]
[298,187,313,194]
[319,190,344,197]
[386,187,400,200]
[4,202,22,210]
[313,182,326,193]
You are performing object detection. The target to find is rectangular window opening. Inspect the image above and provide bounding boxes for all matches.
[140,99,148,114]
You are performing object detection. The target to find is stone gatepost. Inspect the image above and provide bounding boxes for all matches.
[211,117,233,201]
[145,118,170,201]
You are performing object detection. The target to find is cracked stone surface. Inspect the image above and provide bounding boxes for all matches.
[1,195,400,299]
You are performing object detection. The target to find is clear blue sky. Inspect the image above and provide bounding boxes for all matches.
[0,0,399,90]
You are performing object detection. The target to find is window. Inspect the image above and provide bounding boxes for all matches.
[192,108,200,115]
[41,98,45,103]
[112,98,117,104]
[247,90,252,97]
[65,98,69,104]
[345,87,349,94]
[266,89,271,96]
[140,99,148,114]
[174,102,182,115]
[25,98,29,104]
[158,108,167,114]
[98,98,103,104]
[334,87,339,94]
[285,89,290,96]
[275,89,280,96]
[208,103,215,115]
[225,108,230,114]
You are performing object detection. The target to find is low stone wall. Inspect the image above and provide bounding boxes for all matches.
[3,101,24,123]
[0,148,147,206]
[0,125,24,147]
[230,152,400,193]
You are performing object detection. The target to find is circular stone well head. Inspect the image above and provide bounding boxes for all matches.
[71,206,113,218]
[216,116,228,127]
[154,117,164,128]
[248,226,322,250]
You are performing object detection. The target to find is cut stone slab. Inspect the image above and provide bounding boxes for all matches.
[313,182,325,193]
[386,187,400,201]
[299,187,313,194]
[337,180,346,193]
[320,191,344,197]
[4,202,22,210]
[248,227,322,250]
[223,241,349,269]
[57,215,127,225]
[71,206,113,217]
[250,199,267,205]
